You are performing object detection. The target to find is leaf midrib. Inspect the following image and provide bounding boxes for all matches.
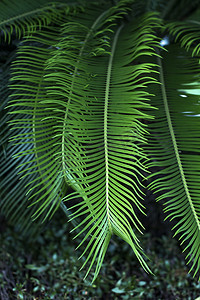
[104,24,124,233]
[157,54,200,231]
[0,3,69,27]
[61,9,110,186]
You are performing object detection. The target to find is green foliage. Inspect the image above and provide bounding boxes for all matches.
[1,0,200,282]
[147,44,200,276]
[1,211,200,299]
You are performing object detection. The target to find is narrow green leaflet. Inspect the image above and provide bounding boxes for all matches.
[147,44,200,277]
[44,8,160,280]
[3,0,200,282]
[0,0,81,42]
[8,22,71,223]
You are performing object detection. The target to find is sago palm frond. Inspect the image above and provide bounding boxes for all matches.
[0,50,47,236]
[8,26,69,222]
[0,0,85,42]
[8,0,161,279]
[1,1,112,236]
[166,20,200,55]
[43,11,161,280]
[2,0,200,283]
[7,2,116,225]
[147,42,200,277]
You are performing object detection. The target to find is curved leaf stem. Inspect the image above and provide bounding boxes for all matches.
[62,9,110,185]
[157,54,200,232]
[104,23,124,233]
[32,75,44,181]
[0,3,69,27]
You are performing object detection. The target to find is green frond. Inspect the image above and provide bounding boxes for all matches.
[3,0,200,283]
[0,50,47,237]
[40,9,160,280]
[3,3,111,237]
[166,20,200,56]
[7,0,161,279]
[0,0,83,43]
[7,23,71,225]
[147,44,200,277]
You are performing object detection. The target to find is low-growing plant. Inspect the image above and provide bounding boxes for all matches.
[1,210,200,299]
[1,0,200,282]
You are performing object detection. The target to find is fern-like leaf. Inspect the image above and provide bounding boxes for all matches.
[0,0,83,42]
[147,43,200,277]
[42,7,161,280]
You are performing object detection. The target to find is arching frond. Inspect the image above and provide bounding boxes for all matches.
[0,50,47,237]
[3,0,200,283]
[2,2,114,237]
[0,0,83,42]
[147,43,200,277]
[42,9,160,280]
[8,0,161,279]
[166,20,200,56]
[8,3,116,224]
[8,25,70,222]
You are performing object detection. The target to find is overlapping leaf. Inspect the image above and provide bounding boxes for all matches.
[0,49,48,236]
[41,6,161,279]
[7,24,71,224]
[2,0,200,283]
[147,43,200,277]
[0,0,84,42]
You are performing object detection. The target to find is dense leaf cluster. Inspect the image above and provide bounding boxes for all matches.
[1,0,200,281]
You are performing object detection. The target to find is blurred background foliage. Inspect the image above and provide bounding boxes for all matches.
[1,208,200,300]
[1,0,200,298]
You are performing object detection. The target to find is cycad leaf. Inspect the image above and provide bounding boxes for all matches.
[8,21,71,224]
[42,7,160,280]
[147,43,200,277]
[166,20,200,56]
[6,2,115,231]
[0,49,47,237]
[0,0,81,42]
